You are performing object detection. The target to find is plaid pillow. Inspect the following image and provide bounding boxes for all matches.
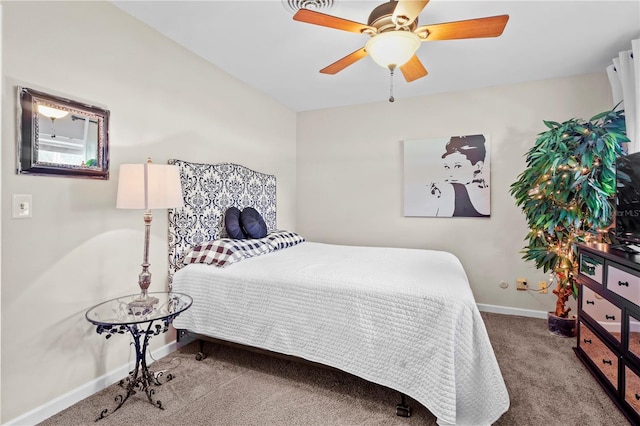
[267,230,305,251]
[182,238,272,268]
[234,238,274,258]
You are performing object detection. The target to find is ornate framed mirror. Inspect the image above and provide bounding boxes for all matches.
[17,86,110,179]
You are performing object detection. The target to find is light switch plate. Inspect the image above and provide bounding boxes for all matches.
[12,194,32,219]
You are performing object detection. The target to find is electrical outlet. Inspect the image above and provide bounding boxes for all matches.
[517,278,528,291]
[538,281,548,294]
[12,194,32,219]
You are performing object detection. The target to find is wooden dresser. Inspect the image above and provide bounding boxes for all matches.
[576,242,640,425]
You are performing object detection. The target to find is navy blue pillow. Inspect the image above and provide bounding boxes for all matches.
[225,207,246,239]
[240,207,268,239]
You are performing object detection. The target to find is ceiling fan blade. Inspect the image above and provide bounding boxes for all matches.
[393,0,430,27]
[293,9,372,33]
[400,55,428,82]
[418,15,509,41]
[320,47,369,75]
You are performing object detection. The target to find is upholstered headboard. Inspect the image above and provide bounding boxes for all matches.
[167,160,277,283]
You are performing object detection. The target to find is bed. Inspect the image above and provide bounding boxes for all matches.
[167,160,509,426]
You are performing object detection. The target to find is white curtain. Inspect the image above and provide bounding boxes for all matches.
[607,39,639,153]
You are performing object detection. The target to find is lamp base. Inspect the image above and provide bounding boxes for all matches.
[127,295,159,316]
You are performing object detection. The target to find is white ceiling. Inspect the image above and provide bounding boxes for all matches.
[111,1,640,112]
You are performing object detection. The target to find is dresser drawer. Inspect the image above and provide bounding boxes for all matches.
[625,366,640,418]
[580,253,604,284]
[581,286,622,342]
[608,265,640,306]
[579,322,618,390]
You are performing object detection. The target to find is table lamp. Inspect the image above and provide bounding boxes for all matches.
[116,158,184,314]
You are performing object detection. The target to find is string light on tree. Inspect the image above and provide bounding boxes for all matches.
[510,108,628,320]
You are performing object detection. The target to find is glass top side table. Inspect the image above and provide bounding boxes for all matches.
[85,291,192,421]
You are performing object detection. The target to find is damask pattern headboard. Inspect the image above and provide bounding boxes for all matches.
[167,160,277,283]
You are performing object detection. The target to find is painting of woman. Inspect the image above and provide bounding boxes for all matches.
[404,134,490,217]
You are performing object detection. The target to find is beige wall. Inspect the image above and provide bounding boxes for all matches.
[296,72,613,313]
[1,1,296,422]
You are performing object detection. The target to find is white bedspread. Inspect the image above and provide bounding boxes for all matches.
[172,242,509,425]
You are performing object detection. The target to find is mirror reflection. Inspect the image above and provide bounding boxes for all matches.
[37,105,99,166]
[18,86,110,179]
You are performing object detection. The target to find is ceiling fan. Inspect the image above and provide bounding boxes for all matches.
[293,0,509,86]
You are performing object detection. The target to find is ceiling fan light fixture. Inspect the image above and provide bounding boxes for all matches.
[365,31,421,70]
[37,104,69,120]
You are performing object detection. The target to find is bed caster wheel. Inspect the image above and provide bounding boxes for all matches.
[396,404,411,417]
[195,352,207,361]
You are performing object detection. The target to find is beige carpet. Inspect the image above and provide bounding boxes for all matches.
[38,312,630,425]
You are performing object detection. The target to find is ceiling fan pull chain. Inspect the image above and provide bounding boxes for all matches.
[389,67,395,103]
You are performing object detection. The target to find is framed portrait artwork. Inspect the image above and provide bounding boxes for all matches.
[403,134,490,217]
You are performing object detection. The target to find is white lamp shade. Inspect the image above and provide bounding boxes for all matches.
[365,31,421,69]
[38,104,69,120]
[116,163,184,210]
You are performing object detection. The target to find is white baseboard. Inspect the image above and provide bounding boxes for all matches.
[477,303,548,319]
[5,341,180,426]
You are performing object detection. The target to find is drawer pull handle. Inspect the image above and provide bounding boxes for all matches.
[583,339,592,344]
[586,300,595,305]
[602,359,613,365]
[636,394,640,401]
[619,281,630,287]
[605,315,616,320]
